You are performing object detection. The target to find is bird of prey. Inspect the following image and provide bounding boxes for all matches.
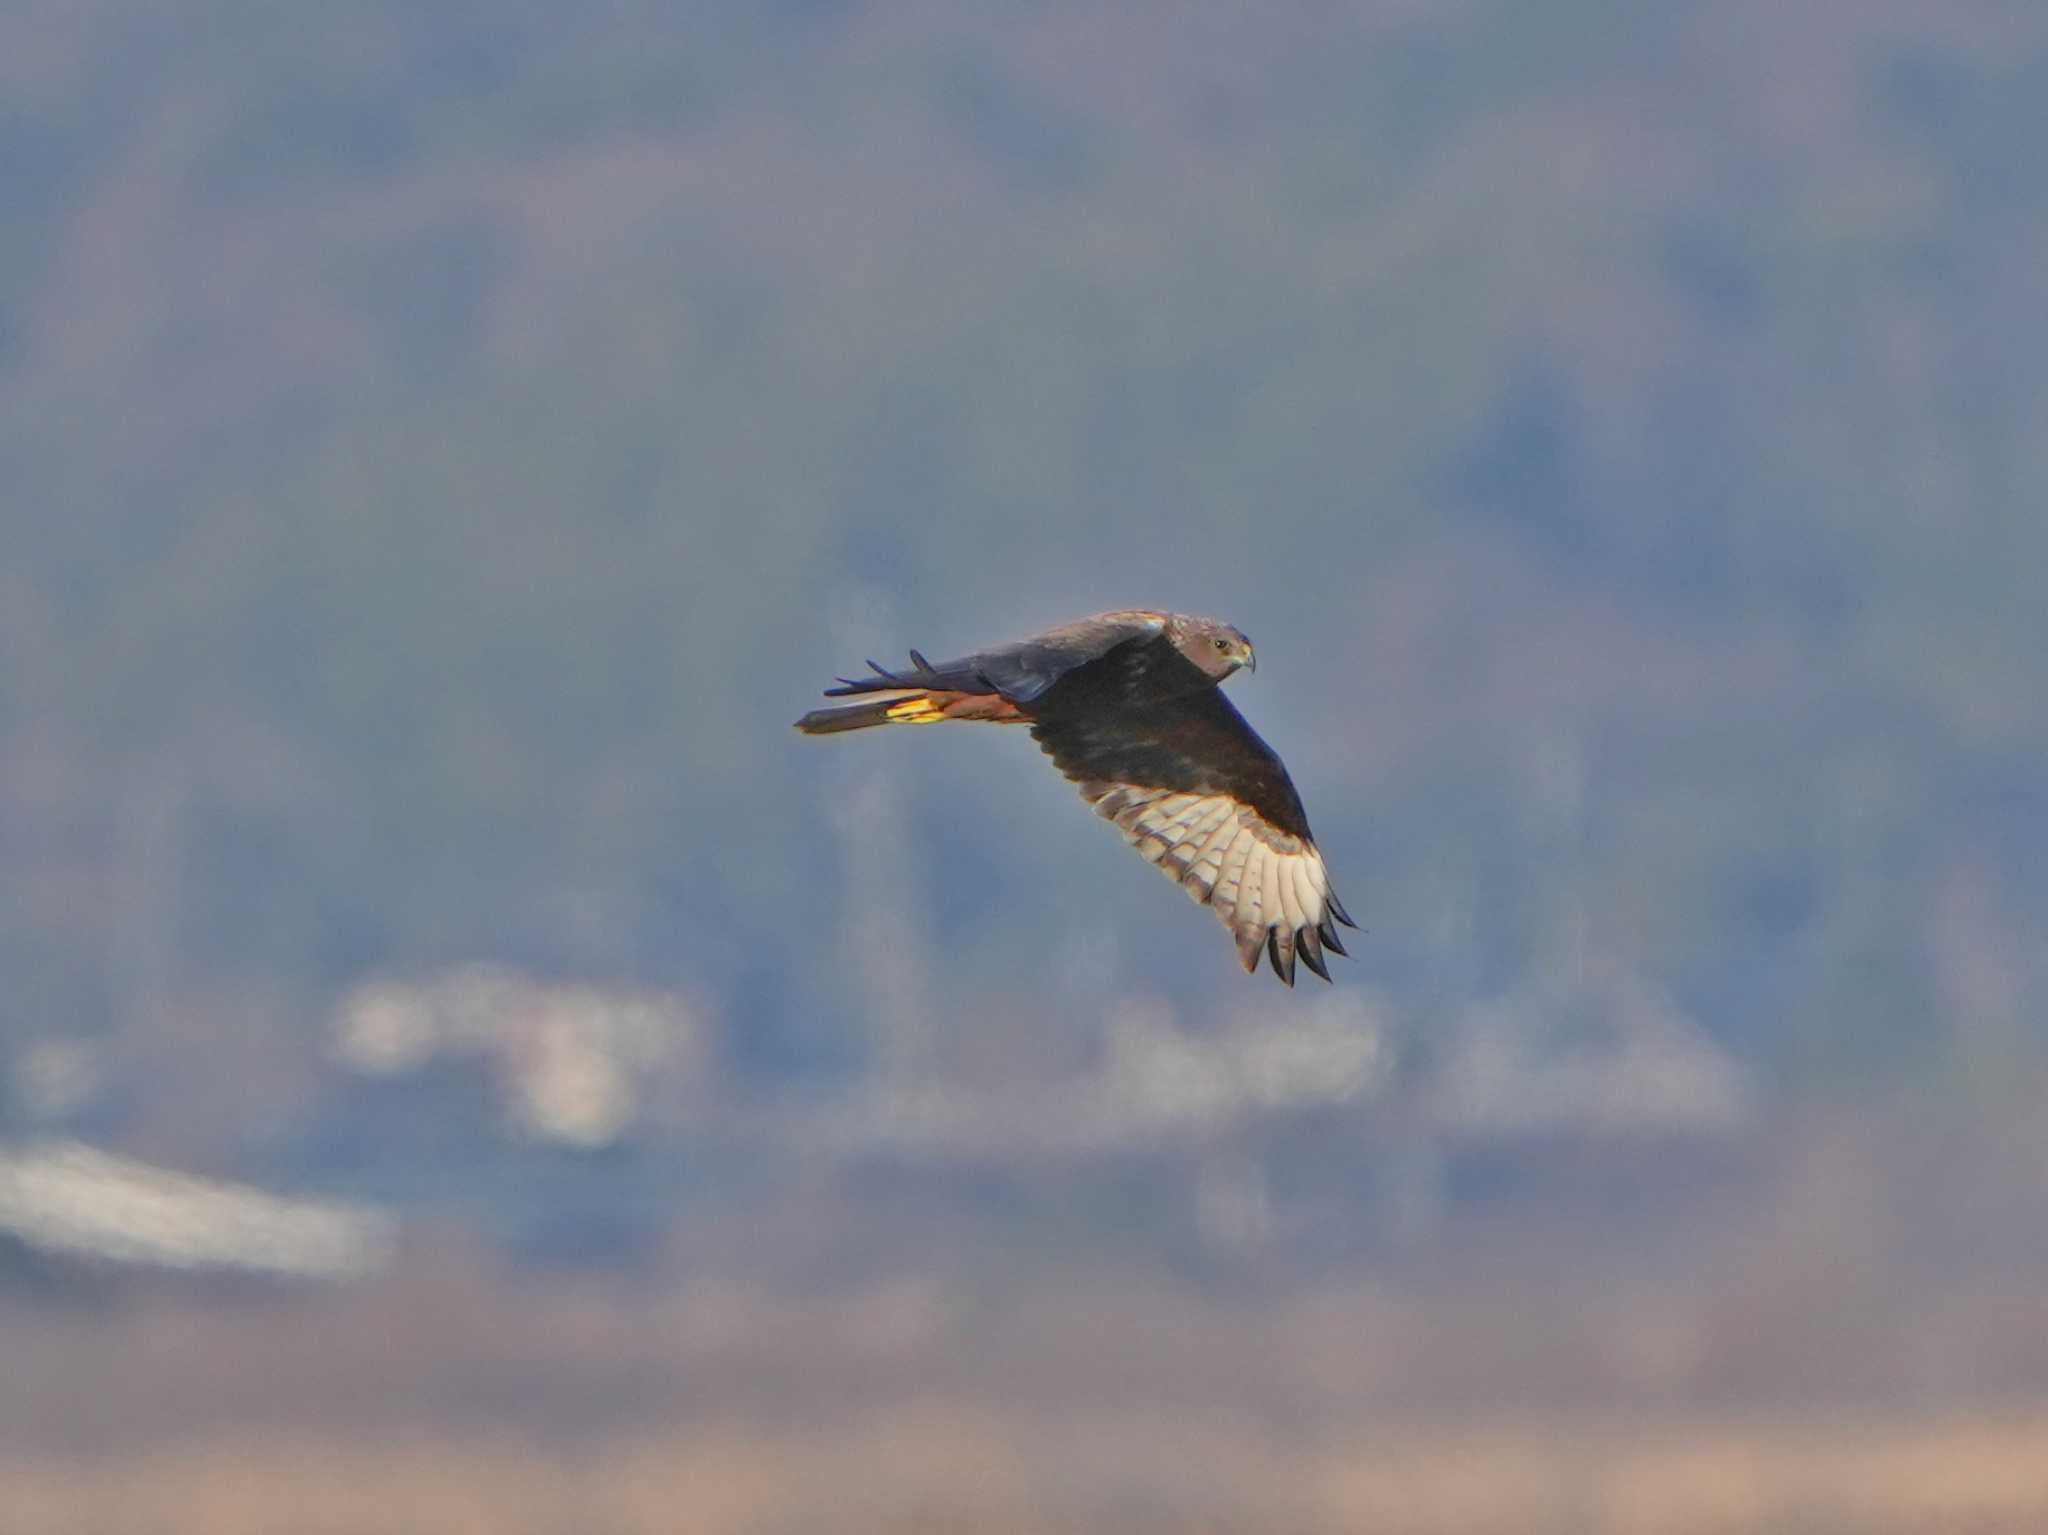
[795,609,1354,985]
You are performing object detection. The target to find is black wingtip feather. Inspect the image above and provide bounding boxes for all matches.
[908,648,934,674]
[1267,928,1296,987]
[1328,891,1358,929]
[1297,925,1330,981]
[1319,919,1348,958]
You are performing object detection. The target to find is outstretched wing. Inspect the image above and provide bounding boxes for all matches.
[1028,686,1355,986]
[822,610,1169,705]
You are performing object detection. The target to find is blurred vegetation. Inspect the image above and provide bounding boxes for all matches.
[1,0,2045,1159]
[9,8,2048,1522]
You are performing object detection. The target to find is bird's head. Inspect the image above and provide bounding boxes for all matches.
[1171,615,1256,682]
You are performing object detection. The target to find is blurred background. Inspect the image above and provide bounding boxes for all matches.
[5,2,2048,1530]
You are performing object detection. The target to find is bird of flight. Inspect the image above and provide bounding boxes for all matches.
[795,609,1354,986]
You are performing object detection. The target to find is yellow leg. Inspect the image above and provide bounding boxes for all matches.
[884,695,946,723]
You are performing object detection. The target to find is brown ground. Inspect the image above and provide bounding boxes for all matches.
[8,1235,2048,1535]
[7,1413,2048,1534]
[11,1099,2048,1533]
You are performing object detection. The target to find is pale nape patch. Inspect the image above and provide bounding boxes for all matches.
[1074,783,1347,985]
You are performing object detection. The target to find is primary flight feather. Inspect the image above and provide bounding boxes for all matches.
[795,609,1355,986]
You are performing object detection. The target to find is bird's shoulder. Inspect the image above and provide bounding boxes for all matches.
[1026,610,1168,655]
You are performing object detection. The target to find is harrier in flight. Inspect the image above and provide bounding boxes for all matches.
[795,609,1354,985]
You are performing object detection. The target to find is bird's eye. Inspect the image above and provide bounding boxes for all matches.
[1213,637,1229,651]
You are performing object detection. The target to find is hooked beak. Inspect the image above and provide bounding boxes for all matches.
[1240,644,1256,674]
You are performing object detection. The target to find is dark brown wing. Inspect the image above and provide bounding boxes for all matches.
[1028,681,1355,986]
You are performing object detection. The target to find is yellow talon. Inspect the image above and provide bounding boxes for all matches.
[885,696,945,723]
